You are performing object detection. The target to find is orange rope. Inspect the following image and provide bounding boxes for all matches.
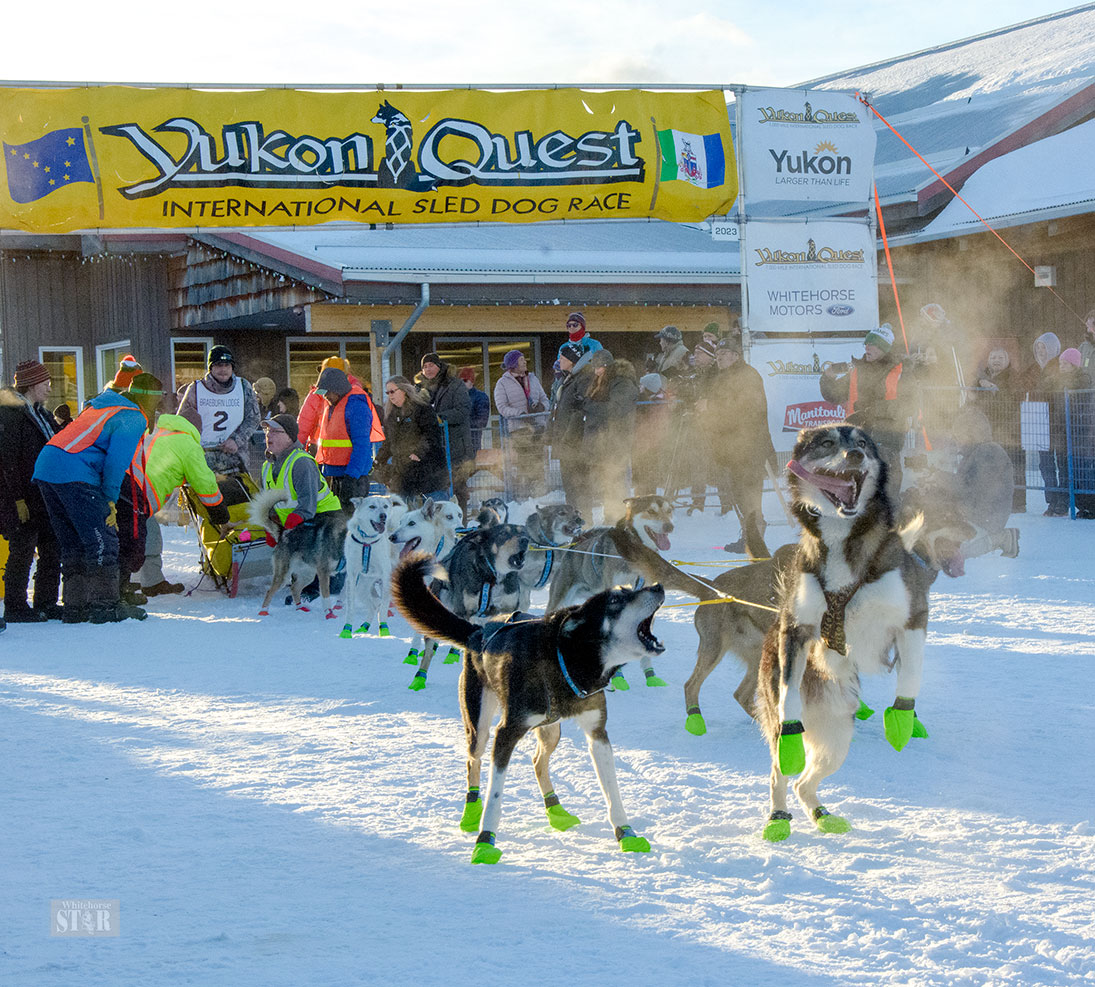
[874,181,909,354]
[857,92,1085,326]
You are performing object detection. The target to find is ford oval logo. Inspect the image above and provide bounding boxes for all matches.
[827,304,854,317]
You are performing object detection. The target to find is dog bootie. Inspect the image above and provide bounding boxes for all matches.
[911,713,929,739]
[460,789,483,832]
[813,806,851,834]
[408,669,428,692]
[443,646,461,665]
[471,831,502,865]
[615,825,651,853]
[644,668,667,687]
[762,810,792,843]
[544,794,580,832]
[855,699,875,720]
[884,699,916,751]
[610,673,630,692]
[354,623,370,635]
[378,622,390,637]
[339,623,353,639]
[778,721,806,775]
[685,706,707,736]
[403,648,419,666]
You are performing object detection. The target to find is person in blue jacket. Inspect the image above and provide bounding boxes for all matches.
[33,376,165,624]
[556,312,603,373]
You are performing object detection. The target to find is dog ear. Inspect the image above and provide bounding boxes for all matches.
[422,497,436,518]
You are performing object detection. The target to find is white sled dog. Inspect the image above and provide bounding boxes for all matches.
[339,495,396,638]
[757,425,931,842]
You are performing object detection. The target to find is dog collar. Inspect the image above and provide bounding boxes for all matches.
[534,549,553,589]
[556,646,588,698]
[349,530,383,571]
[476,581,493,618]
[436,535,445,557]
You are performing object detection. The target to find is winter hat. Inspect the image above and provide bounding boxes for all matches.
[14,360,50,389]
[640,372,666,394]
[262,413,299,444]
[717,336,742,355]
[315,367,351,397]
[111,354,142,390]
[864,323,895,353]
[566,312,587,342]
[208,345,235,368]
[656,325,682,342]
[694,340,717,361]
[457,366,477,384]
[253,377,277,405]
[1034,332,1061,368]
[703,321,721,337]
[590,349,615,369]
[420,352,443,370]
[320,355,347,373]
[126,373,165,422]
[558,343,583,367]
[920,303,948,326]
[502,350,524,371]
[1060,348,1082,368]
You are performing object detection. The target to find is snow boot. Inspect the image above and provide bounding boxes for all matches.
[61,568,91,625]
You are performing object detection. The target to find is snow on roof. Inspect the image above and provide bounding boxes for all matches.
[242,220,741,285]
[800,4,1095,201]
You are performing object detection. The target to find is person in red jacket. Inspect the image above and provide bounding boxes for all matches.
[314,367,376,510]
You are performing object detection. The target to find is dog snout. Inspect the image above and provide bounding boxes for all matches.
[845,449,864,467]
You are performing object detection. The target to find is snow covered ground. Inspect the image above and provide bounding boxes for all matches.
[3,499,1094,986]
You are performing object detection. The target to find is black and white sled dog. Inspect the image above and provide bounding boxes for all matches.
[339,495,396,639]
[392,552,666,864]
[756,425,930,843]
[475,497,509,528]
[546,495,676,688]
[248,487,348,617]
[408,523,529,690]
[481,504,585,610]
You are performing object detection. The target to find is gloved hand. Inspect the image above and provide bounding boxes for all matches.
[284,512,304,530]
[15,499,30,523]
[105,501,118,529]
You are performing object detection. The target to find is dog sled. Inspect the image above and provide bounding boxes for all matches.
[181,472,273,598]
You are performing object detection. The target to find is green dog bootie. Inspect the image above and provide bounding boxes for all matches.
[813,806,851,835]
[378,622,390,637]
[610,673,630,692]
[912,713,929,739]
[644,668,667,687]
[615,825,651,853]
[778,721,806,775]
[470,831,502,865]
[685,706,707,736]
[855,699,876,720]
[408,669,428,691]
[762,810,792,843]
[884,698,916,751]
[459,790,483,833]
[403,648,419,666]
[444,646,461,665]
[339,623,353,639]
[545,802,581,832]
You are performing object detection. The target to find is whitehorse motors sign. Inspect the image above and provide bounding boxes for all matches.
[744,219,878,335]
[737,88,877,208]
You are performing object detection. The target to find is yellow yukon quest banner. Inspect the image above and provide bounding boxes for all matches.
[0,87,736,232]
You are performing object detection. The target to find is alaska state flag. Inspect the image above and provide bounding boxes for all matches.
[4,128,94,203]
[657,128,725,189]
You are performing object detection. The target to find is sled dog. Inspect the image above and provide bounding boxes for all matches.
[392,552,666,864]
[756,425,930,842]
[340,495,395,638]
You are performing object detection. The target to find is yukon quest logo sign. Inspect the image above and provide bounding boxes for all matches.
[756,101,862,126]
[101,100,646,200]
[753,238,865,266]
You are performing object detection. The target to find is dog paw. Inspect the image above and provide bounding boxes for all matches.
[354,622,370,635]
[257,609,270,617]
[762,816,792,842]
[460,796,484,833]
[884,701,915,751]
[378,623,390,637]
[912,713,929,739]
[778,722,806,775]
[813,807,851,834]
[339,624,353,639]
[615,825,651,853]
[324,609,337,620]
[685,711,707,736]
[855,699,875,720]
[443,647,461,665]
[403,650,419,666]
[408,670,427,691]
[643,671,668,687]
[546,804,581,832]
[470,842,502,865]
[610,674,630,692]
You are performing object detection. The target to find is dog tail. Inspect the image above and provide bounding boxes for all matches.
[247,487,293,537]
[897,511,925,553]
[391,552,479,647]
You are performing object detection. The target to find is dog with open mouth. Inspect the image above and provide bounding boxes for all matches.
[392,551,666,865]
[339,495,395,638]
[755,425,931,842]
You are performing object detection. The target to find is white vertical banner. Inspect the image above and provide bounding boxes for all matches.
[744,219,878,335]
[737,88,877,207]
[748,337,864,453]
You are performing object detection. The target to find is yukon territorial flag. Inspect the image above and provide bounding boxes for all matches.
[3,128,94,203]
[657,128,726,189]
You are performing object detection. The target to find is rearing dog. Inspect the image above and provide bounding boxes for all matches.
[756,425,931,842]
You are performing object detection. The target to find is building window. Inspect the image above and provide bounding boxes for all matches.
[286,337,372,399]
[38,346,85,414]
[172,338,213,396]
[95,340,133,393]
[432,337,541,397]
